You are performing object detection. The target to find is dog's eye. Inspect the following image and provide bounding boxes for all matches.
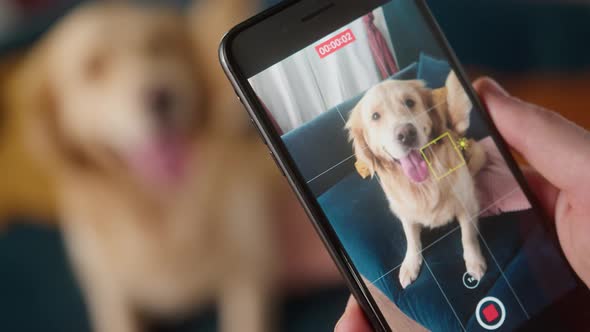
[372,112,381,121]
[404,98,415,108]
[404,98,416,109]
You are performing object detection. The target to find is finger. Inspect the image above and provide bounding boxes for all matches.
[521,167,559,221]
[474,78,590,193]
[335,297,372,332]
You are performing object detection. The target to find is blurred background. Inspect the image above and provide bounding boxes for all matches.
[0,0,588,331]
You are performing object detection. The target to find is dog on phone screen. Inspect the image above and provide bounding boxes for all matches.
[347,72,487,288]
[11,2,282,332]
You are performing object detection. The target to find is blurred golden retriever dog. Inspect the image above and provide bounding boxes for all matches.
[9,1,299,331]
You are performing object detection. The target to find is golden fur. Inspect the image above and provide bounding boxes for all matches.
[347,72,488,288]
[0,54,57,223]
[10,2,288,332]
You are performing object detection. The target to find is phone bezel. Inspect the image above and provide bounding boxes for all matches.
[219,1,590,330]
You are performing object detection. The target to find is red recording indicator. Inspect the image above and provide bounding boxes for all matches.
[482,304,500,323]
[315,29,356,59]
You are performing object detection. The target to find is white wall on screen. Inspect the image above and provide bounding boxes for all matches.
[249,8,396,133]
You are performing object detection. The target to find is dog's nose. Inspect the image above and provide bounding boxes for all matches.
[397,124,418,146]
[147,88,174,123]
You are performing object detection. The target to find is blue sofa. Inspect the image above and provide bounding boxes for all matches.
[283,54,576,331]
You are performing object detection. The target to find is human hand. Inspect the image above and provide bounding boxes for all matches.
[335,297,373,332]
[335,77,590,332]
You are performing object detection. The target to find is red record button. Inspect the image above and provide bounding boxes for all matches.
[476,297,506,330]
[482,304,500,323]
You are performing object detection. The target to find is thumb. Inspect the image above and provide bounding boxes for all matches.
[473,78,590,193]
[335,297,372,332]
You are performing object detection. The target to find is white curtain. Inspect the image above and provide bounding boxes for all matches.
[249,8,395,133]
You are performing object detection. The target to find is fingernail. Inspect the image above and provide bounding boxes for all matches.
[335,318,343,332]
[335,298,353,332]
[335,319,355,332]
[335,314,347,332]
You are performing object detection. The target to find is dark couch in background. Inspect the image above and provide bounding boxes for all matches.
[0,223,349,332]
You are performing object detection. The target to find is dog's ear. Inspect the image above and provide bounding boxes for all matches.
[346,103,377,178]
[444,71,472,135]
[12,51,92,172]
[188,0,253,136]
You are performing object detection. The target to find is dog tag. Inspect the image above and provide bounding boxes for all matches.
[355,160,371,179]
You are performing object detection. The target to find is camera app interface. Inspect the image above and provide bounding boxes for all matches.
[248,1,576,330]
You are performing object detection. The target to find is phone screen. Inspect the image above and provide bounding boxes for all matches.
[241,1,578,330]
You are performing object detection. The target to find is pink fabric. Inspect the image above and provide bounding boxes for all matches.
[363,13,398,79]
[476,137,531,217]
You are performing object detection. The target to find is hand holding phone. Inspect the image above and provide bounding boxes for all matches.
[220,1,590,330]
[337,77,590,331]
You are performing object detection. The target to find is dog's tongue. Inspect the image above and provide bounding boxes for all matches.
[399,150,429,183]
[129,136,189,188]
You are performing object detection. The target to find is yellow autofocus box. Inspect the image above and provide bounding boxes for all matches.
[420,132,466,181]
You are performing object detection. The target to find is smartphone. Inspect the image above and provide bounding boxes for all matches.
[220,1,590,330]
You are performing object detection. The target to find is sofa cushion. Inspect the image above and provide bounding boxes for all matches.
[318,172,406,283]
[418,53,451,89]
[282,108,355,196]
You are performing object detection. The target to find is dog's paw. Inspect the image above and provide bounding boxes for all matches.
[399,256,423,289]
[465,253,487,281]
